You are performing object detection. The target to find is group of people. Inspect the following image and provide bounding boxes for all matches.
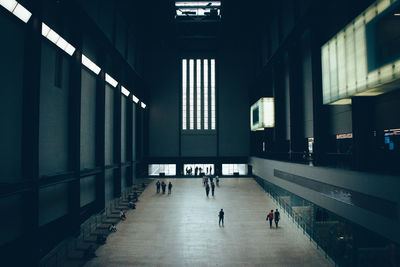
[185,166,213,176]
[266,209,280,228]
[156,180,173,194]
[203,176,219,197]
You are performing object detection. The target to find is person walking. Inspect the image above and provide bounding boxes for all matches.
[211,182,215,196]
[266,210,274,228]
[218,209,224,226]
[156,180,160,193]
[205,183,210,197]
[168,182,173,194]
[161,181,166,194]
[216,176,219,186]
[274,209,280,228]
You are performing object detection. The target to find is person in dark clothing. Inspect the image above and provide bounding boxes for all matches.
[156,180,161,193]
[211,182,215,196]
[266,210,274,228]
[195,166,199,176]
[210,166,212,175]
[219,209,224,226]
[161,181,166,194]
[216,176,219,186]
[274,209,280,228]
[205,183,210,197]
[168,182,173,194]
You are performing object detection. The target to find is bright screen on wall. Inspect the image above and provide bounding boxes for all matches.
[250,97,274,131]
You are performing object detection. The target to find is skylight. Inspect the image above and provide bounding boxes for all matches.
[175,1,221,19]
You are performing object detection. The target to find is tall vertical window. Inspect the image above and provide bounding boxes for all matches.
[203,59,209,130]
[182,60,187,130]
[211,59,216,130]
[182,58,216,131]
[196,59,201,129]
[189,59,194,130]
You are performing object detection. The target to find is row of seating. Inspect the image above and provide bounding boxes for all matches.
[40,180,152,267]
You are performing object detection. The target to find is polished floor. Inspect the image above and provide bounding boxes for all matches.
[85,178,332,266]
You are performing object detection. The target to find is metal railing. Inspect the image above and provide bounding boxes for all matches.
[254,176,337,266]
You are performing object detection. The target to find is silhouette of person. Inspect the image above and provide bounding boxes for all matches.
[156,180,160,193]
[211,182,215,196]
[219,209,224,226]
[205,183,210,197]
[274,209,280,228]
[267,210,274,228]
[168,182,173,194]
[161,181,166,194]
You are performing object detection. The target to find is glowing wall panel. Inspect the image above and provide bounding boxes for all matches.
[321,0,400,104]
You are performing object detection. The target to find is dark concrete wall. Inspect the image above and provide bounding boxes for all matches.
[147,48,180,157]
[0,14,24,183]
[39,41,71,176]
[80,68,97,170]
[218,48,251,157]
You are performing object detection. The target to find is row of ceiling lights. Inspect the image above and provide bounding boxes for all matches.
[0,0,147,109]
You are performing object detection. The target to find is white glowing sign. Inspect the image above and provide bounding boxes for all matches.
[250,97,275,131]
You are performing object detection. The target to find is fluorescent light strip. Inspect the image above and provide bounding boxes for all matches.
[141,102,146,109]
[0,0,17,12]
[132,94,139,103]
[81,54,101,75]
[13,3,31,23]
[105,73,118,87]
[121,86,130,97]
[41,23,76,56]
[0,1,32,23]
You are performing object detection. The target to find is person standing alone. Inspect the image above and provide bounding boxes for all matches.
[168,182,173,194]
[205,183,210,197]
[274,209,280,228]
[266,210,274,228]
[211,182,215,197]
[219,209,224,226]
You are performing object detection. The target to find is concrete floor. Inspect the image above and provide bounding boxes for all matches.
[85,178,332,267]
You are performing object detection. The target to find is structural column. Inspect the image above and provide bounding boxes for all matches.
[352,97,374,171]
[21,1,42,265]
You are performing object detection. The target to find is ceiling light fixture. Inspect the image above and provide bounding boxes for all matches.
[0,0,32,23]
[81,54,101,75]
[105,73,118,87]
